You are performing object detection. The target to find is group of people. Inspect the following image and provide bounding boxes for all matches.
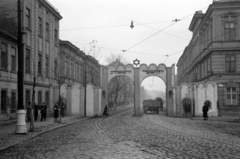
[26,102,48,122]
[54,102,66,122]
[182,98,191,116]
[26,101,67,122]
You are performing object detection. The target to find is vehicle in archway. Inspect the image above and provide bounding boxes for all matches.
[143,99,162,114]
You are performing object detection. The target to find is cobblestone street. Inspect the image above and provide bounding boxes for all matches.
[1,108,240,159]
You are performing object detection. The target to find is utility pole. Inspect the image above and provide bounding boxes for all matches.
[16,0,27,134]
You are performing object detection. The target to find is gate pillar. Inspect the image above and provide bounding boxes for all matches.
[134,67,140,116]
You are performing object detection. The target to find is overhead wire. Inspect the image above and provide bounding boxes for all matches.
[124,6,209,52]
[23,0,237,64]
[60,20,193,31]
[86,0,192,41]
[125,22,178,51]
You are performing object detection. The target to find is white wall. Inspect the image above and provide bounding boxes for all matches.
[86,84,94,117]
[178,82,218,117]
[71,84,80,115]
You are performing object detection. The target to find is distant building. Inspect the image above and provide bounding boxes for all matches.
[58,40,102,116]
[59,40,85,86]
[177,0,240,115]
[0,0,62,120]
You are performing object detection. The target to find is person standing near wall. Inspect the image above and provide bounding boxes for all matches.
[54,103,59,122]
[41,102,47,121]
[26,102,31,122]
[202,101,210,120]
[34,103,39,121]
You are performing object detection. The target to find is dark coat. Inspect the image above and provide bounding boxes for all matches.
[41,104,47,114]
[103,105,108,116]
[34,104,39,117]
[202,104,209,118]
[54,105,59,118]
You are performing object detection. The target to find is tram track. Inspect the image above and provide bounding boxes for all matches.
[94,110,205,158]
[95,110,240,158]
[146,114,240,148]
[145,114,240,158]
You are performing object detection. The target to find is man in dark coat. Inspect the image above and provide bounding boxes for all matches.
[103,105,109,116]
[202,101,210,120]
[61,103,66,117]
[34,103,39,121]
[54,103,59,122]
[26,102,32,122]
[41,102,47,121]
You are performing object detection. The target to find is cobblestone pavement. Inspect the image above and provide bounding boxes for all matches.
[1,109,240,159]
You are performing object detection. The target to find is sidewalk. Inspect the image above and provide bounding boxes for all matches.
[0,116,89,151]
[0,106,133,152]
[190,115,240,122]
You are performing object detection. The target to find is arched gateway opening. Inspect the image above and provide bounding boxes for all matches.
[101,63,176,116]
[140,76,166,114]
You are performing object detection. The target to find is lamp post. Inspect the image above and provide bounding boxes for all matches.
[16,0,27,134]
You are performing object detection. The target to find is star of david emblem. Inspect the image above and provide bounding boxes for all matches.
[133,58,140,67]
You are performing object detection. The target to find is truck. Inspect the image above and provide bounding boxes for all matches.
[142,99,162,114]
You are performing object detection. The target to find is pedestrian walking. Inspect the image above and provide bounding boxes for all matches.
[61,103,66,117]
[34,103,39,121]
[202,101,210,120]
[54,103,59,122]
[103,105,109,116]
[26,102,32,122]
[40,102,47,121]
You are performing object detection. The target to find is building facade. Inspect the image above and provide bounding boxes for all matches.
[58,40,101,116]
[59,40,85,86]
[177,0,240,115]
[0,0,62,120]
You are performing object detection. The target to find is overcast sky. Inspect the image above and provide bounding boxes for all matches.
[49,0,213,91]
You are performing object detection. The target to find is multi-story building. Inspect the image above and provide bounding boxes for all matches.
[177,0,240,115]
[59,40,85,86]
[85,55,100,87]
[0,30,18,120]
[0,0,62,120]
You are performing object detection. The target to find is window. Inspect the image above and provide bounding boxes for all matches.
[226,55,235,72]
[38,54,42,75]
[1,42,7,70]
[225,22,235,41]
[45,56,49,77]
[11,47,16,72]
[71,62,74,79]
[25,49,30,73]
[25,90,31,107]
[45,91,49,107]
[222,14,237,41]
[1,90,7,112]
[54,60,57,78]
[11,92,16,112]
[65,59,68,76]
[77,66,79,81]
[38,91,42,106]
[80,67,83,82]
[226,87,237,104]
[54,29,58,45]
[74,65,77,80]
[207,58,211,72]
[38,17,42,36]
[26,8,31,29]
[46,22,49,40]
[210,25,213,42]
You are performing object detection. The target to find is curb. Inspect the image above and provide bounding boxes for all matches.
[0,117,92,152]
[0,107,133,152]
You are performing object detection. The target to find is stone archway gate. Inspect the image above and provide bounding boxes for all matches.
[101,63,176,116]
